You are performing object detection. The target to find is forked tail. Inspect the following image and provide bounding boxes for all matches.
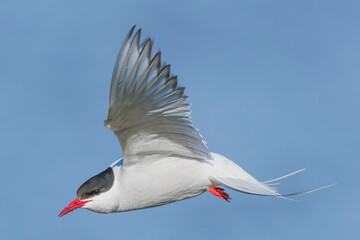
[209,153,334,199]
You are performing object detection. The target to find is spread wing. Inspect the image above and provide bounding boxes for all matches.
[104,27,210,165]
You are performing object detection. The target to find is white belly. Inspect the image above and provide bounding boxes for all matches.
[114,156,212,212]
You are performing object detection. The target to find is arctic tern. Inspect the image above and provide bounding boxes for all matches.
[59,27,332,217]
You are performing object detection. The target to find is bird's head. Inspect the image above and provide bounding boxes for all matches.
[59,166,118,217]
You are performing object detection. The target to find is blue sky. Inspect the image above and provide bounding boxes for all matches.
[1,0,359,239]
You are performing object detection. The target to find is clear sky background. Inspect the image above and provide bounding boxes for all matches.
[1,0,359,239]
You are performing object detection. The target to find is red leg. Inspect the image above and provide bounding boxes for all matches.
[208,187,231,202]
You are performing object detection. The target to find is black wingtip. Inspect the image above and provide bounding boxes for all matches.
[127,25,136,38]
[130,25,136,32]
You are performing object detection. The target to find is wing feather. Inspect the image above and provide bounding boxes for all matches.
[105,27,210,165]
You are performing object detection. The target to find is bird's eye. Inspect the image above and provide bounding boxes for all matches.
[92,189,100,195]
[86,189,100,196]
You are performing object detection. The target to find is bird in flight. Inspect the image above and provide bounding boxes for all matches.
[59,27,331,217]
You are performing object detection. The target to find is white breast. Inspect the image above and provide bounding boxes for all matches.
[113,155,212,212]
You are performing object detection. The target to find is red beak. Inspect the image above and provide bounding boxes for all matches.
[58,198,91,217]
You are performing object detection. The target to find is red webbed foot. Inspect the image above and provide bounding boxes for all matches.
[208,187,231,202]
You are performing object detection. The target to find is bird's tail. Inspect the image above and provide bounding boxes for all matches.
[209,153,334,199]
